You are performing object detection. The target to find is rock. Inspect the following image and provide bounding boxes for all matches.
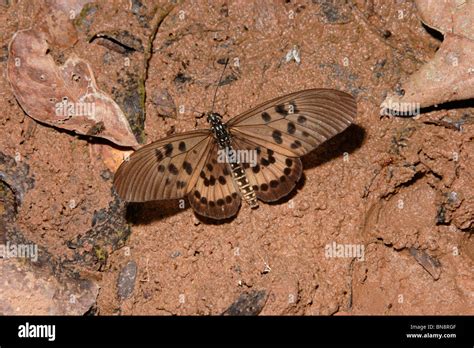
[117,261,138,300]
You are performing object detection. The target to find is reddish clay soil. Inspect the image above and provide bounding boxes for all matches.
[0,0,472,315]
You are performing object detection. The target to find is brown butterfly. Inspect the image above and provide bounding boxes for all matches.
[113,89,357,220]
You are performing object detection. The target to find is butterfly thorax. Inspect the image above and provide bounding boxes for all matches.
[207,112,231,148]
[207,112,258,209]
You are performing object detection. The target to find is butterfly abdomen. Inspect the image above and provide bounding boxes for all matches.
[228,160,258,208]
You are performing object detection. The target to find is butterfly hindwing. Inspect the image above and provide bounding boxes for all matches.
[228,89,356,157]
[187,142,241,219]
[232,136,302,202]
[113,130,213,202]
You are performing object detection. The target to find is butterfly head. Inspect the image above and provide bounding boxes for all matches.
[206,112,223,125]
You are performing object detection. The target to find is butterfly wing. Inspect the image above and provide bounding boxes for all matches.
[232,136,302,202]
[227,89,357,157]
[227,88,356,202]
[113,130,213,202]
[187,142,241,219]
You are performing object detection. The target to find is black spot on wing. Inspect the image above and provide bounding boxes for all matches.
[164,143,173,157]
[290,140,302,149]
[275,104,287,116]
[287,122,296,134]
[155,149,164,162]
[272,130,283,144]
[209,176,216,186]
[268,152,276,164]
[179,141,186,152]
[168,163,178,175]
[183,161,193,175]
[261,112,271,122]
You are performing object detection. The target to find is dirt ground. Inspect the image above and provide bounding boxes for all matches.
[0,0,473,315]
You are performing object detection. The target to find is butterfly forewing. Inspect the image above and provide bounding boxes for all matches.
[113,130,212,202]
[187,142,241,219]
[232,136,303,202]
[228,89,357,157]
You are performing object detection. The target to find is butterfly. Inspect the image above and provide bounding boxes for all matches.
[113,89,357,220]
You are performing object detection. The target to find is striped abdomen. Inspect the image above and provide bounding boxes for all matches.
[228,156,258,208]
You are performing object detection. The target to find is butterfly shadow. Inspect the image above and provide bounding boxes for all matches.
[125,199,238,225]
[302,123,365,170]
[125,199,186,225]
[194,213,237,225]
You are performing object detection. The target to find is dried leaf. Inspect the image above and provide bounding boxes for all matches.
[382,0,474,111]
[409,247,442,280]
[7,29,138,147]
[382,34,474,111]
[416,0,474,40]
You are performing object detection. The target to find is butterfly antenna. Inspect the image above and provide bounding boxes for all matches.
[210,58,229,114]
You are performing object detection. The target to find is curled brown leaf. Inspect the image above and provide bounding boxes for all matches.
[7,29,138,147]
